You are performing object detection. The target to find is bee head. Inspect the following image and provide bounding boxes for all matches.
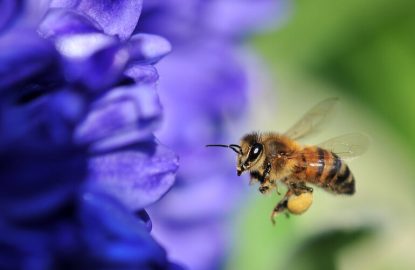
[206,133,264,176]
[237,133,265,175]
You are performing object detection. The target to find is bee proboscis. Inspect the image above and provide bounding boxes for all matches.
[207,98,369,224]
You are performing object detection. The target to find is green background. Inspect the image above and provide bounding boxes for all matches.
[226,0,415,269]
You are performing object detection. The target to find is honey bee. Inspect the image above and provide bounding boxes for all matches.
[207,98,369,224]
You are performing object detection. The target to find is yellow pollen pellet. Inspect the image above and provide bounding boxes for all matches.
[287,192,313,215]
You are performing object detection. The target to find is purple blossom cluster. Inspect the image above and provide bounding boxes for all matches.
[1,1,180,269]
[0,0,279,269]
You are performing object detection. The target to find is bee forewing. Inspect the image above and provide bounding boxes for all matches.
[284,97,339,140]
[318,133,370,161]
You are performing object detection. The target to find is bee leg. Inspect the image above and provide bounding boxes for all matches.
[259,183,271,194]
[249,171,262,186]
[296,182,313,193]
[288,182,302,196]
[258,165,272,194]
[275,182,281,195]
[264,162,272,176]
[259,179,278,194]
[267,178,280,195]
[289,181,313,195]
[270,200,287,225]
[270,189,293,225]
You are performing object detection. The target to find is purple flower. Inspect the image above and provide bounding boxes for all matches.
[135,1,281,269]
[0,1,21,33]
[0,29,87,223]
[34,0,179,209]
[0,1,183,269]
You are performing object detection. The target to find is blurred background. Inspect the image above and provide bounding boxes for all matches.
[226,0,415,269]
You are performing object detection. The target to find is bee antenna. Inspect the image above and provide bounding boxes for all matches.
[206,144,228,147]
[206,144,242,154]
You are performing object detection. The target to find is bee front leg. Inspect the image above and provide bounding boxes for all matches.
[259,183,271,194]
[258,162,273,194]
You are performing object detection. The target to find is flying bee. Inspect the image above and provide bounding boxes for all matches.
[207,98,369,225]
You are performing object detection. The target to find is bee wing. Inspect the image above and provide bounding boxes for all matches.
[318,133,370,161]
[284,97,338,140]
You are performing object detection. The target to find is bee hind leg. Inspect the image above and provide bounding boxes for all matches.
[270,189,293,225]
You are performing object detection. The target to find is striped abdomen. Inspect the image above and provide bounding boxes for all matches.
[293,147,355,195]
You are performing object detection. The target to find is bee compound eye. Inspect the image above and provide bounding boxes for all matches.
[248,143,263,161]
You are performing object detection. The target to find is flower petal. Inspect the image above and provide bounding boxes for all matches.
[0,144,87,222]
[0,31,58,91]
[128,34,172,64]
[1,0,52,31]
[40,9,133,90]
[0,191,184,269]
[1,79,85,146]
[63,43,130,91]
[78,191,183,268]
[87,140,179,210]
[125,64,159,84]
[39,8,104,40]
[50,0,143,40]
[0,0,22,33]
[75,83,162,151]
[39,8,119,60]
